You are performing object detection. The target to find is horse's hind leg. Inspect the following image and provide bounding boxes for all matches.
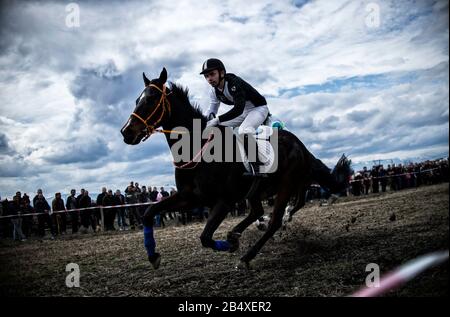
[239,191,290,266]
[226,198,265,252]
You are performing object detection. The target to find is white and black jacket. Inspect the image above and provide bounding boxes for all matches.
[208,73,267,123]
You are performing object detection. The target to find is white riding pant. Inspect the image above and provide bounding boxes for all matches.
[219,105,269,135]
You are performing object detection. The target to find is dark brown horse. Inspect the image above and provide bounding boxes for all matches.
[120,68,352,269]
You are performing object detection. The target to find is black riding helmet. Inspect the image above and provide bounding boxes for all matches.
[200,58,226,75]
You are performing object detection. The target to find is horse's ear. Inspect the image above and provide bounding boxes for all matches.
[159,67,167,84]
[143,72,150,86]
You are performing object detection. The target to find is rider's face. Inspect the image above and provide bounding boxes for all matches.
[204,70,221,87]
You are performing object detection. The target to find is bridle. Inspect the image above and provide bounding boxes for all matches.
[125,82,210,169]
[129,83,182,140]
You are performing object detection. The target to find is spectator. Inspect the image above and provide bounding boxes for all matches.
[66,189,79,234]
[149,187,159,202]
[0,196,9,238]
[96,187,107,229]
[354,172,364,196]
[387,164,396,191]
[21,198,34,238]
[379,165,388,193]
[10,194,26,242]
[135,182,142,194]
[22,193,30,205]
[102,189,116,231]
[125,181,134,195]
[125,182,142,230]
[33,189,55,239]
[139,186,149,219]
[52,192,67,235]
[160,187,173,220]
[32,188,42,206]
[160,187,170,200]
[0,194,4,237]
[371,166,380,194]
[140,186,149,201]
[114,189,127,231]
[76,188,85,206]
[79,190,95,233]
[362,167,371,195]
[395,163,404,190]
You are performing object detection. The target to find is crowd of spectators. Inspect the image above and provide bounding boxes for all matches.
[349,158,448,196]
[300,158,448,202]
[0,183,207,241]
[1,158,447,241]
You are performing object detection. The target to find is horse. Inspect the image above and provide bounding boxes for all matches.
[120,68,352,269]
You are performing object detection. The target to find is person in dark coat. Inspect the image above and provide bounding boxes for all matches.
[66,189,79,234]
[52,192,67,235]
[114,189,127,230]
[102,189,116,231]
[33,190,55,238]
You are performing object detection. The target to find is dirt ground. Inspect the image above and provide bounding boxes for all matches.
[0,183,448,297]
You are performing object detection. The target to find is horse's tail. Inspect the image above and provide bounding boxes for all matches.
[310,153,352,194]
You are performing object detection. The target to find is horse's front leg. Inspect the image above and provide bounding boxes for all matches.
[143,192,197,269]
[199,201,232,251]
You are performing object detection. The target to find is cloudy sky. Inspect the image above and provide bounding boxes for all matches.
[0,0,448,198]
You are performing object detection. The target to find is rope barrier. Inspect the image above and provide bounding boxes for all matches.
[0,201,157,220]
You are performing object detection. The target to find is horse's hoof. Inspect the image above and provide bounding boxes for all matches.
[329,194,339,204]
[148,253,161,269]
[235,260,251,270]
[227,232,241,253]
[228,242,239,253]
[256,223,267,231]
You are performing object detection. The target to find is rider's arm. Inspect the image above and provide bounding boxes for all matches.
[207,88,220,118]
[218,78,246,123]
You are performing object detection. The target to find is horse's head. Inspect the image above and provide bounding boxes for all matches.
[121,68,170,145]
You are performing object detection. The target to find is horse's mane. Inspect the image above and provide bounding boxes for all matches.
[169,82,206,121]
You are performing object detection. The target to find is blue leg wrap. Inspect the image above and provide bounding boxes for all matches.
[214,240,230,251]
[144,226,156,256]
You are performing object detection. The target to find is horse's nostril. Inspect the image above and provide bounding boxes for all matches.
[121,125,133,137]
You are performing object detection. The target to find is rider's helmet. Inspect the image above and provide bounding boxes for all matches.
[200,58,226,75]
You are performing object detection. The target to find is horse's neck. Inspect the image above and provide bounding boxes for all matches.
[163,96,207,151]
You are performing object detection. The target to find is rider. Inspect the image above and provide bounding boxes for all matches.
[201,58,270,175]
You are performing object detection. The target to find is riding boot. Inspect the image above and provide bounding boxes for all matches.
[242,134,267,177]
